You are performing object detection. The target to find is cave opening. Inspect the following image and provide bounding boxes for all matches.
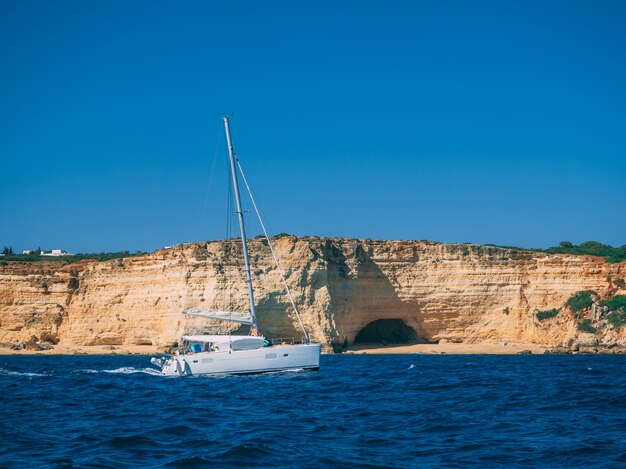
[353,319,421,344]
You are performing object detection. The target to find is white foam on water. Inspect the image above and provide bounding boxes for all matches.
[263,367,307,376]
[408,364,416,369]
[75,366,309,378]
[0,367,48,377]
[204,367,308,379]
[74,367,162,376]
[103,367,162,376]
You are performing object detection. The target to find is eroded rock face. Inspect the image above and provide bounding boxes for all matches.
[0,238,624,350]
[0,261,78,345]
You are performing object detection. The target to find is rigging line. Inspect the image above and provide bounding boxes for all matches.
[235,157,310,342]
[242,168,275,236]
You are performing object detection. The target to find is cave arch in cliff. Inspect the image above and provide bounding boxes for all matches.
[353,319,420,344]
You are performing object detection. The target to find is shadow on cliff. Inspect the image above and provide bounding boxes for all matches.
[321,239,432,351]
[182,240,303,341]
[256,293,302,339]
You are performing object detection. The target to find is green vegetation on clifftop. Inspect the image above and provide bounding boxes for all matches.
[545,241,626,263]
[0,251,145,265]
[486,240,626,263]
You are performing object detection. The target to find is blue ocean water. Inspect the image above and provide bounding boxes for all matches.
[1,354,626,468]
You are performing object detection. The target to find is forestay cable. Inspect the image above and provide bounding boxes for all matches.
[235,158,310,343]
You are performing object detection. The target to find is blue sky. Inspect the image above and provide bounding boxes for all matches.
[1,0,625,253]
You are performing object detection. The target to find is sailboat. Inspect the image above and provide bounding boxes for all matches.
[150,116,321,376]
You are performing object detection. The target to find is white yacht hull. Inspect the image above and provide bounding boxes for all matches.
[153,343,321,377]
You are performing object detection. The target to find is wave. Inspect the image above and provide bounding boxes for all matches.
[68,366,307,378]
[276,367,306,374]
[164,456,213,467]
[0,367,48,377]
[213,442,274,460]
[74,367,162,376]
[103,366,162,375]
[107,435,157,448]
[182,367,310,379]
[263,367,310,375]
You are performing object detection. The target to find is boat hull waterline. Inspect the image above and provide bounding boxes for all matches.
[152,343,321,377]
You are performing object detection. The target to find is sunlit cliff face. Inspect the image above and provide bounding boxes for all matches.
[1,237,624,351]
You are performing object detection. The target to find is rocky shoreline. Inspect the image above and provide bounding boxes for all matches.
[0,340,55,352]
[544,346,626,354]
[544,333,626,354]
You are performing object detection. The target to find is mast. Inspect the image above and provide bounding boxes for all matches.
[223,116,258,332]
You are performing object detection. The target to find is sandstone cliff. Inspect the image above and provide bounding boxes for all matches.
[1,237,625,352]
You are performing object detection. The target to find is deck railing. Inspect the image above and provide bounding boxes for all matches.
[266,337,309,346]
[168,336,310,355]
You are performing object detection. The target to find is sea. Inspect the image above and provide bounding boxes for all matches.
[1,354,626,468]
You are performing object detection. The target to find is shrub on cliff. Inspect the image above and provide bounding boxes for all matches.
[607,311,626,329]
[601,295,626,312]
[577,320,597,333]
[536,308,559,321]
[566,291,596,316]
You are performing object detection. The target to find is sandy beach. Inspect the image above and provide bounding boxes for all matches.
[345,342,548,355]
[1,342,549,355]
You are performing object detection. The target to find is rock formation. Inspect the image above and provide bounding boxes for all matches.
[1,237,625,352]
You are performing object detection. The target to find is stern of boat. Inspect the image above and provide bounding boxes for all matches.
[150,355,180,376]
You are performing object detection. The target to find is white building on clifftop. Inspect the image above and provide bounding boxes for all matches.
[41,249,72,257]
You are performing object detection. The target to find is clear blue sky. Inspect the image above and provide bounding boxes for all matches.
[1,0,625,253]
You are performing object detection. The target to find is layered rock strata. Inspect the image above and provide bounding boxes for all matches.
[1,237,624,352]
